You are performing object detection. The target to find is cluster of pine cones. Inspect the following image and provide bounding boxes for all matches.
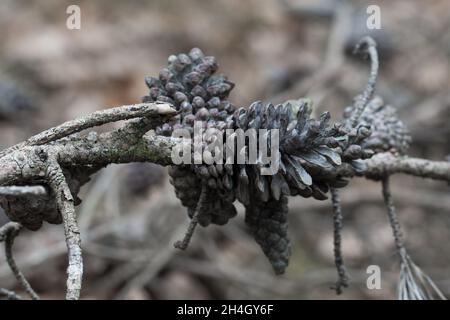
[143,48,411,274]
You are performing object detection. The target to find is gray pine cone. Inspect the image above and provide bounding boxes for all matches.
[168,166,237,226]
[245,195,291,274]
[344,96,411,155]
[145,48,237,227]
[233,99,352,203]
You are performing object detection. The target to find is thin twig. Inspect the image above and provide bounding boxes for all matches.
[174,184,208,250]
[348,36,379,128]
[46,159,83,300]
[330,187,349,294]
[0,222,39,299]
[381,177,404,252]
[0,288,22,300]
[382,176,446,300]
[0,102,175,159]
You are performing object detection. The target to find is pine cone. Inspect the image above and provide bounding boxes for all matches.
[168,166,237,226]
[344,96,411,155]
[336,122,374,174]
[233,99,349,203]
[168,165,200,210]
[143,48,235,135]
[197,188,237,226]
[145,48,237,226]
[245,195,291,274]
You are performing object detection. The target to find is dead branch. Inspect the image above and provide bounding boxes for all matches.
[174,184,208,250]
[1,132,448,201]
[363,153,450,182]
[0,102,176,299]
[46,159,83,300]
[0,102,174,159]
[0,288,22,300]
[330,188,348,294]
[0,186,47,197]
[347,36,379,127]
[0,222,39,300]
[0,96,448,300]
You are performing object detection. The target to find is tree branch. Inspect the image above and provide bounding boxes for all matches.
[0,186,47,197]
[330,187,348,294]
[0,101,448,300]
[0,222,39,300]
[0,102,175,159]
[348,36,379,127]
[46,159,83,300]
[363,153,450,182]
[0,288,22,300]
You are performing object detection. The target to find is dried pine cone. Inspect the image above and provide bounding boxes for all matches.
[168,166,200,210]
[231,99,369,272]
[245,195,291,274]
[336,121,374,174]
[144,48,237,227]
[143,48,235,135]
[197,188,237,226]
[233,99,353,203]
[168,166,237,226]
[344,96,411,155]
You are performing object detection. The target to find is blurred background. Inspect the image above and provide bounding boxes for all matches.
[0,0,449,299]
